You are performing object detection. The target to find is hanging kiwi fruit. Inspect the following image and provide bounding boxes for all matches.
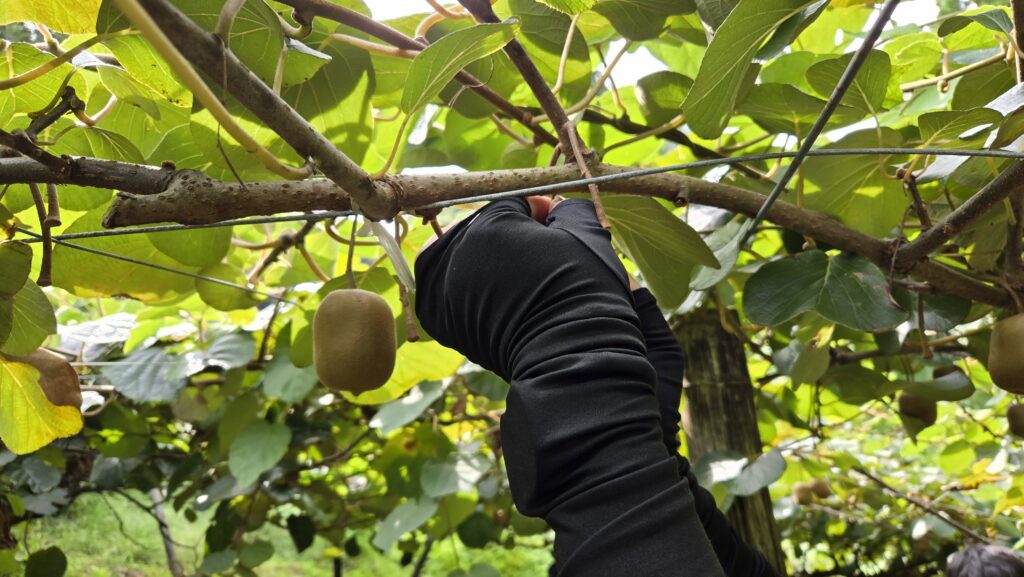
[1008,405,1024,438]
[810,478,833,499]
[792,482,814,506]
[313,289,396,394]
[988,313,1024,394]
[897,391,937,427]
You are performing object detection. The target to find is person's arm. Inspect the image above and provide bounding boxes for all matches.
[416,198,724,576]
[631,287,783,577]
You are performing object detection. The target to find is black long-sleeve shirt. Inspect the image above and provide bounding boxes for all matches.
[415,198,779,576]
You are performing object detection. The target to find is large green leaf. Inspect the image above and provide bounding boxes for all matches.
[1,0,101,33]
[510,0,592,103]
[536,0,595,14]
[25,546,67,577]
[743,250,908,331]
[369,380,446,434]
[682,0,815,139]
[801,128,907,238]
[0,241,31,297]
[52,209,197,303]
[805,49,891,114]
[901,370,974,402]
[937,8,1013,37]
[695,0,739,31]
[101,346,189,402]
[737,83,861,137]
[372,498,438,551]
[0,280,57,356]
[918,108,1001,148]
[148,226,231,269]
[636,71,692,126]
[48,127,145,210]
[401,21,520,114]
[195,263,260,311]
[593,0,696,40]
[730,449,786,496]
[604,196,719,309]
[228,420,291,488]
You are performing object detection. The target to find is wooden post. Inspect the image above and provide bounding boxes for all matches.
[676,308,787,575]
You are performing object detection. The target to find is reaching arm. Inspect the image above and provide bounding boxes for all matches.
[416,198,724,576]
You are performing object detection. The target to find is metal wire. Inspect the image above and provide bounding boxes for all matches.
[15,147,1023,244]
[15,227,297,304]
[744,0,903,242]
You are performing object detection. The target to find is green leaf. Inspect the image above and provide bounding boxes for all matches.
[199,550,236,575]
[239,540,274,568]
[937,8,1013,37]
[281,39,332,88]
[743,250,907,331]
[992,107,1024,148]
[805,50,891,114]
[203,332,256,370]
[0,241,31,297]
[1,0,101,33]
[0,280,57,356]
[938,440,975,475]
[373,498,438,550]
[0,356,83,455]
[901,370,974,402]
[604,195,718,310]
[457,511,498,548]
[593,0,696,40]
[25,546,67,577]
[891,289,971,333]
[369,380,446,434]
[102,346,189,402]
[96,66,162,119]
[695,0,739,31]
[402,21,520,114]
[53,210,197,303]
[48,127,145,210]
[463,369,509,401]
[738,83,861,137]
[729,449,785,496]
[195,263,260,311]
[94,402,149,458]
[918,108,1001,147]
[756,0,828,59]
[636,71,692,125]
[421,459,460,498]
[536,0,595,14]
[510,0,591,103]
[802,128,907,238]
[262,336,318,404]
[150,226,232,269]
[691,220,751,291]
[821,364,900,405]
[229,420,291,488]
[682,0,815,138]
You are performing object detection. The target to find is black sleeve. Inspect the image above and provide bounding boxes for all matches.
[415,198,724,577]
[632,288,783,577]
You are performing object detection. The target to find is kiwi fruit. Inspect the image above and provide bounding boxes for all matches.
[898,391,937,426]
[1008,405,1024,438]
[792,482,814,506]
[4,348,81,407]
[810,478,833,499]
[988,314,1024,394]
[313,289,396,394]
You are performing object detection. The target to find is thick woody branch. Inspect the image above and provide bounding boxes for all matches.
[4,154,1014,308]
[275,0,557,147]
[135,0,394,218]
[895,161,1024,269]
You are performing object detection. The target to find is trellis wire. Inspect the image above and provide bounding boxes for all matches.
[15,227,297,304]
[743,0,903,243]
[16,147,1024,244]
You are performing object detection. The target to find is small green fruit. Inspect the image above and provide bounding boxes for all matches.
[792,482,814,506]
[898,391,937,426]
[988,314,1024,394]
[1008,405,1024,438]
[313,289,396,394]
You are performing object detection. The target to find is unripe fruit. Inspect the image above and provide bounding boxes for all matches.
[988,314,1024,394]
[898,391,937,426]
[313,289,396,394]
[810,478,833,499]
[1008,405,1024,438]
[792,482,814,506]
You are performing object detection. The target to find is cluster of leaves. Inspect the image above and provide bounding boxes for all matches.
[0,0,1023,575]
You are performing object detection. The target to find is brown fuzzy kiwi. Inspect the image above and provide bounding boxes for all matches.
[792,482,814,506]
[898,391,937,426]
[810,478,833,499]
[988,314,1024,394]
[3,349,81,407]
[313,289,396,394]
[1008,405,1024,438]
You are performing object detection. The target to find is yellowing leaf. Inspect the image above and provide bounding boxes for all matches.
[0,357,82,455]
[345,340,463,405]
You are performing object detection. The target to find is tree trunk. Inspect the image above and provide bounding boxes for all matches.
[675,308,787,575]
